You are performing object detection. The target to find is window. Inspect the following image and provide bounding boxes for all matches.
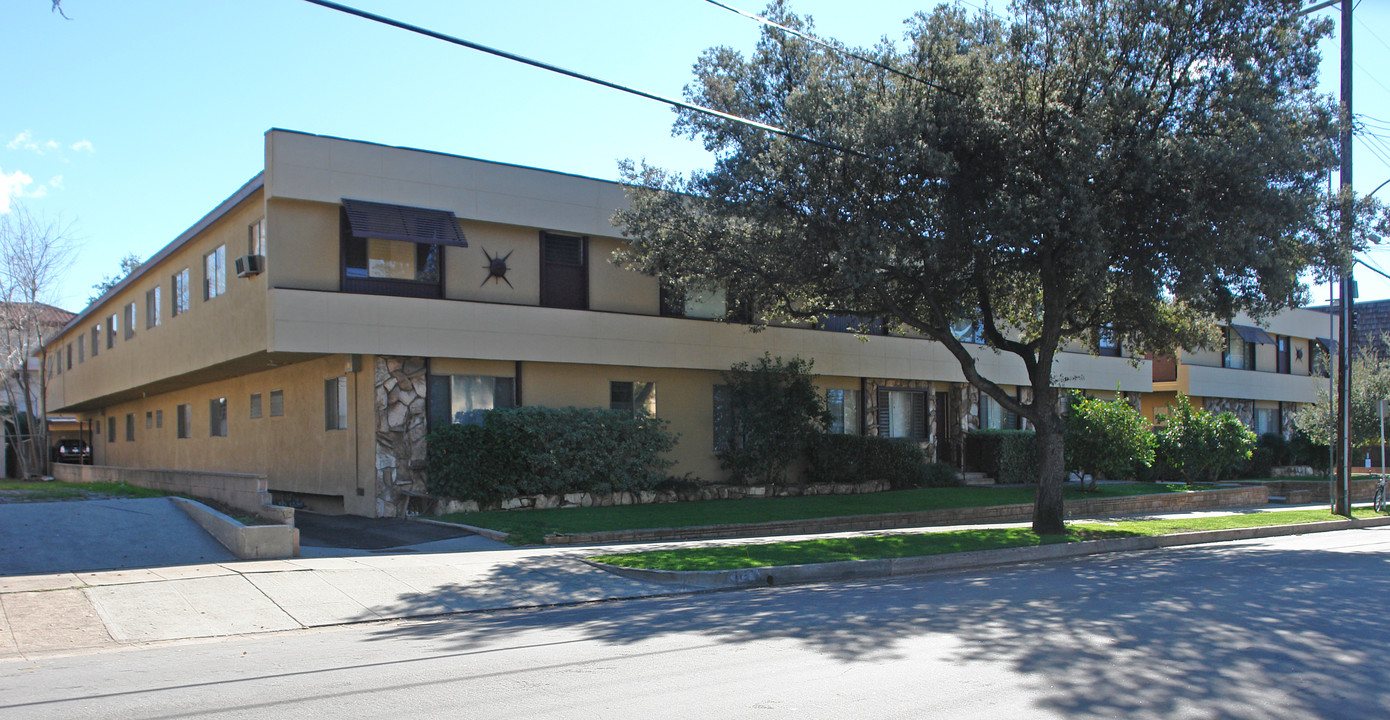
[1277,336,1291,374]
[610,381,656,417]
[540,232,587,309]
[107,418,116,443]
[124,303,136,340]
[77,336,85,363]
[55,348,61,375]
[713,384,734,451]
[325,376,348,430]
[91,326,99,357]
[145,411,152,429]
[427,375,515,426]
[951,320,985,344]
[269,389,284,417]
[146,287,162,328]
[826,389,862,434]
[660,281,727,320]
[176,404,191,439]
[155,409,163,429]
[1098,325,1120,357]
[107,314,117,349]
[172,268,190,316]
[125,413,134,442]
[250,393,262,419]
[979,391,1022,431]
[1223,328,1256,370]
[209,397,227,437]
[249,218,266,256]
[339,200,463,299]
[1253,403,1282,437]
[817,315,885,335]
[877,389,927,439]
[204,245,226,300]
[66,342,73,369]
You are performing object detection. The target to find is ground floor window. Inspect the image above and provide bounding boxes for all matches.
[325,377,348,431]
[610,381,656,417]
[979,389,1021,431]
[176,404,191,439]
[210,397,228,437]
[125,414,135,442]
[1252,402,1282,436]
[427,374,516,427]
[826,389,861,434]
[877,388,926,439]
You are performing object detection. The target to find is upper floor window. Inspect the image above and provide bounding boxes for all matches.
[146,286,161,328]
[610,381,656,417]
[540,232,588,310]
[90,326,99,357]
[172,268,190,317]
[204,245,226,300]
[1098,325,1120,357]
[1277,336,1291,374]
[124,303,136,340]
[249,218,266,256]
[661,281,727,320]
[106,314,117,349]
[1224,328,1256,370]
[77,336,84,364]
[66,342,72,369]
[340,199,465,299]
[817,315,886,335]
[951,320,985,344]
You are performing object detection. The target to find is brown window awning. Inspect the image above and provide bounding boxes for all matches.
[1316,336,1339,355]
[1231,324,1275,345]
[342,198,468,247]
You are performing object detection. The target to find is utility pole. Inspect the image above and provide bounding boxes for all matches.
[1333,0,1353,517]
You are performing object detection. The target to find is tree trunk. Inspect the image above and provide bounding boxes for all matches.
[1032,387,1067,535]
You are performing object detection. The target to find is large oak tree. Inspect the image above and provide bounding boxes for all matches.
[616,0,1359,534]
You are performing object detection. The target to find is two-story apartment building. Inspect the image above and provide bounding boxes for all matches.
[1140,312,1332,435]
[45,129,1164,517]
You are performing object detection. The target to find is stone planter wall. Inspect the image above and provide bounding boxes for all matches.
[435,479,893,515]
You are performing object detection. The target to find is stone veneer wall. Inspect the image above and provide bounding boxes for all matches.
[1204,397,1254,428]
[375,356,429,517]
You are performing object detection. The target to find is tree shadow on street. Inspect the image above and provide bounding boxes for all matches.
[361,534,1390,719]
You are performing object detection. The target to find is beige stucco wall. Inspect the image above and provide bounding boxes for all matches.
[83,354,375,516]
[48,190,270,411]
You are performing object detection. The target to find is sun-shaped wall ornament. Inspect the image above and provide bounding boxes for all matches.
[481,247,514,288]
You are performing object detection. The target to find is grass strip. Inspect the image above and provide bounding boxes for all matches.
[438,483,1211,545]
[592,508,1383,571]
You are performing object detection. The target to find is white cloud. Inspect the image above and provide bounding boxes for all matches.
[70,140,93,153]
[49,175,63,189]
[44,140,58,151]
[0,168,35,213]
[6,131,36,152]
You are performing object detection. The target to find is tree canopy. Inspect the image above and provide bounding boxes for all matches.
[615,0,1374,533]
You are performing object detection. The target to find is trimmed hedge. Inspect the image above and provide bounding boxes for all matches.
[426,406,678,506]
[804,434,960,489]
[965,429,1039,484]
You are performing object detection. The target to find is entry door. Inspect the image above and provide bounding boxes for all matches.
[540,232,588,309]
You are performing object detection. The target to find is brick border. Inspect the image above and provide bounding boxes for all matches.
[543,486,1269,545]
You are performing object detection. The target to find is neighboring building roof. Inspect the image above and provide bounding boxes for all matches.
[0,302,75,327]
[1309,298,1390,357]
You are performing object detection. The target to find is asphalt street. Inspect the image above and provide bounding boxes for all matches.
[2,527,1387,719]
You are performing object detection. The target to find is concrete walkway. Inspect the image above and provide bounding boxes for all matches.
[0,503,1381,661]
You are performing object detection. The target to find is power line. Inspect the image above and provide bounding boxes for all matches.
[297,0,869,158]
[700,0,962,96]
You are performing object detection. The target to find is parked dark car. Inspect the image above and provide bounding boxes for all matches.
[51,440,92,465]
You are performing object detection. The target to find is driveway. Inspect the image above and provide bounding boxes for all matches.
[0,498,234,576]
[294,511,502,556]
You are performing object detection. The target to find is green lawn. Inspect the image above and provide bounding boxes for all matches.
[0,480,171,502]
[438,483,1216,545]
[592,508,1385,571]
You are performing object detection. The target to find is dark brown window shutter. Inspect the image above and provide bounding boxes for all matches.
[911,392,927,439]
[877,388,890,436]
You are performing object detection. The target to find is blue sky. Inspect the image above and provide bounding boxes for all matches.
[3,0,1388,312]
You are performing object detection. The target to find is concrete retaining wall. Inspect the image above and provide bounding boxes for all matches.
[545,486,1269,545]
[52,463,290,522]
[1235,479,1377,504]
[171,497,299,560]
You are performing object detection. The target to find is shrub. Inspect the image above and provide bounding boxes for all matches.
[1288,430,1330,471]
[965,429,1038,484]
[426,406,678,505]
[717,354,829,485]
[1245,433,1293,478]
[1063,391,1155,489]
[1153,395,1257,483]
[804,434,960,489]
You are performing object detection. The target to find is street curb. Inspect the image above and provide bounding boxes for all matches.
[590,514,1390,589]
[411,516,512,543]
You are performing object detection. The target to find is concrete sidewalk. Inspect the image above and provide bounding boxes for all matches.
[1,504,1383,661]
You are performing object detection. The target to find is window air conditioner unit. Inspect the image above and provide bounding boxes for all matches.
[235,254,265,277]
